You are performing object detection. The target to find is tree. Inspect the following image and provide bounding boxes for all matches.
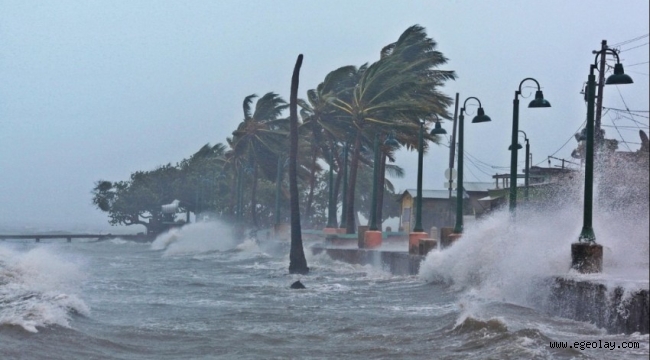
[289,54,309,275]
[228,92,289,229]
[92,164,181,235]
[298,66,359,227]
[329,25,456,233]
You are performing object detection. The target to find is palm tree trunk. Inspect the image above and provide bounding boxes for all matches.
[345,131,361,234]
[289,54,309,275]
[376,152,387,231]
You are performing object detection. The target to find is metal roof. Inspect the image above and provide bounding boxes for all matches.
[399,182,492,201]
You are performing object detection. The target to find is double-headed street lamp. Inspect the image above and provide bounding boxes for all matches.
[454,97,491,234]
[572,47,632,274]
[580,50,633,243]
[509,78,551,214]
[508,130,531,201]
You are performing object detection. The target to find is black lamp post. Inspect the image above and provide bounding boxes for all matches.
[572,48,632,274]
[454,97,491,234]
[579,49,633,243]
[509,78,550,215]
[508,130,530,201]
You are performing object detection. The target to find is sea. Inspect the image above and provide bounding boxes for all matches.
[1,204,648,359]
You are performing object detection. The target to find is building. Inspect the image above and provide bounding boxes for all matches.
[398,182,492,233]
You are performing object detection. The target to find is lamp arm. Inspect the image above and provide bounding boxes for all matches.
[462,97,482,110]
[593,48,621,67]
[518,77,541,93]
[518,129,528,140]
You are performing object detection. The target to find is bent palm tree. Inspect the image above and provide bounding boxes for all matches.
[330,25,456,233]
[227,92,289,229]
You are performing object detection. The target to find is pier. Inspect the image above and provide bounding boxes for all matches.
[0,233,151,243]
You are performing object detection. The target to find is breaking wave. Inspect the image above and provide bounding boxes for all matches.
[150,220,240,256]
[0,245,89,332]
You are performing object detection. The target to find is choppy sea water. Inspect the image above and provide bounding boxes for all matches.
[1,218,648,359]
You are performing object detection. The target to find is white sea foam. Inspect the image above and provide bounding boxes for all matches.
[0,245,89,332]
[150,220,238,256]
[418,193,649,307]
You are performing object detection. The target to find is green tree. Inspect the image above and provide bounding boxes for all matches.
[330,25,456,233]
[228,92,289,229]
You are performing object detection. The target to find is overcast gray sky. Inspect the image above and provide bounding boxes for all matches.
[1,0,648,232]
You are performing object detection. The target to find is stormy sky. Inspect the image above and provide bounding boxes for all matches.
[1,0,648,232]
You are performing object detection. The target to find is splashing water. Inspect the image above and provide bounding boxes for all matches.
[0,245,89,332]
[419,178,649,308]
[150,220,240,256]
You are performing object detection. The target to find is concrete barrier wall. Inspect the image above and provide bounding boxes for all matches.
[545,277,649,334]
[311,246,423,275]
[311,245,649,335]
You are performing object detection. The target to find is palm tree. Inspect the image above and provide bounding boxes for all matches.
[329,25,456,233]
[289,54,309,275]
[298,65,359,227]
[227,92,289,230]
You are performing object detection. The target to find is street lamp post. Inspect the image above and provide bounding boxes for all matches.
[509,78,551,215]
[407,118,448,254]
[508,130,531,201]
[365,132,399,248]
[572,48,632,273]
[453,97,491,235]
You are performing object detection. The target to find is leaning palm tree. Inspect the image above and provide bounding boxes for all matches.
[298,65,359,227]
[227,92,289,229]
[330,25,456,233]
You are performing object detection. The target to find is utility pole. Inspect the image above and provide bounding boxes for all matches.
[594,40,607,148]
[447,92,459,225]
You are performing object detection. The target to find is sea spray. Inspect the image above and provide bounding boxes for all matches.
[419,194,649,309]
[151,220,238,256]
[0,245,88,332]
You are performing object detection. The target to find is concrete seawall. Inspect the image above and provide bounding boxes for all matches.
[544,277,649,334]
[311,244,649,335]
[312,245,423,276]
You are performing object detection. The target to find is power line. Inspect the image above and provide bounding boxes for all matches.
[626,61,649,67]
[619,42,649,53]
[534,120,587,166]
[602,107,649,114]
[611,33,649,47]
